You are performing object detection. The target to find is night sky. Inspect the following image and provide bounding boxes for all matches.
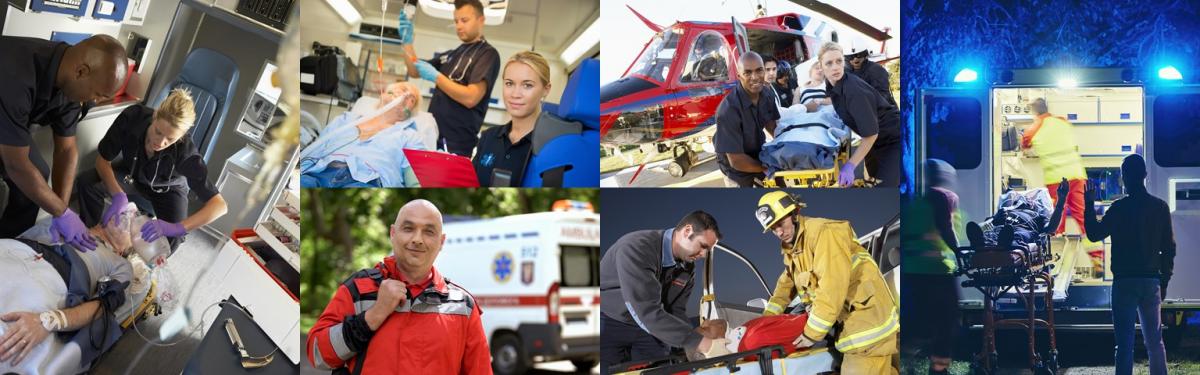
[600,188,899,318]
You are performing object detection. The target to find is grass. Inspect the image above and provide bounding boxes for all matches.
[900,324,1200,374]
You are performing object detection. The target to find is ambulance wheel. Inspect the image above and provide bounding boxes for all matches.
[571,358,597,372]
[491,333,529,375]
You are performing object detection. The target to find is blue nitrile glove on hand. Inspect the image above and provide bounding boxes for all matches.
[51,208,97,251]
[141,219,186,242]
[397,10,414,45]
[838,162,857,187]
[101,192,128,226]
[414,60,439,82]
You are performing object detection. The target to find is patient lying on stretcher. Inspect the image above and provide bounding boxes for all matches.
[299,82,428,187]
[697,314,820,359]
[759,61,850,176]
[0,203,175,374]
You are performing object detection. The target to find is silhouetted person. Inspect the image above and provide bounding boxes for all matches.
[1083,154,1173,375]
[900,159,961,374]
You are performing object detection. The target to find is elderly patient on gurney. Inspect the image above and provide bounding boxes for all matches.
[299,82,433,188]
[758,61,850,176]
[0,204,175,374]
[963,176,1071,256]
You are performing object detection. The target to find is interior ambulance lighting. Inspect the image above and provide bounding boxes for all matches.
[326,0,361,25]
[953,68,978,83]
[1057,78,1078,88]
[1158,65,1183,80]
[560,18,599,66]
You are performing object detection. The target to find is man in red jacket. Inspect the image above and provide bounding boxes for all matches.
[307,199,492,374]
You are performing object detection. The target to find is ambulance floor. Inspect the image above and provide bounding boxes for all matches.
[90,231,224,374]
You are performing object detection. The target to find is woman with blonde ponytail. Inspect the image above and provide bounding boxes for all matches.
[75,88,228,251]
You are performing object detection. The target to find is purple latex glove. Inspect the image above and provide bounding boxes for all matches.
[51,209,97,251]
[838,162,856,187]
[101,192,128,226]
[140,219,186,242]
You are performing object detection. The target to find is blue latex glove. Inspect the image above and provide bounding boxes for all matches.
[397,10,414,45]
[101,192,128,227]
[51,208,97,251]
[414,60,440,82]
[838,162,856,187]
[140,219,186,242]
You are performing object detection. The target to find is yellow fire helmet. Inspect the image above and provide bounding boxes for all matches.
[756,191,806,233]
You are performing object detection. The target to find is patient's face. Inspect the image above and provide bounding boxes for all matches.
[502,62,549,120]
[146,118,187,153]
[378,83,418,113]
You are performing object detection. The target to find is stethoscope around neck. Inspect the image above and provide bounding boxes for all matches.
[447,38,486,82]
[125,149,178,194]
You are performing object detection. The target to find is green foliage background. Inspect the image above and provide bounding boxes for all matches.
[299,188,599,333]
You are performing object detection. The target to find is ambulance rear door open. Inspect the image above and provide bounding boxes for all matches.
[1145,83,1200,304]
[916,87,995,225]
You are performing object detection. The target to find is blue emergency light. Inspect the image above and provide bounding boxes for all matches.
[1158,65,1183,80]
[953,68,978,83]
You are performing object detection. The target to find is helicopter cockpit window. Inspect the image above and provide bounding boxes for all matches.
[679,31,730,84]
[627,29,680,83]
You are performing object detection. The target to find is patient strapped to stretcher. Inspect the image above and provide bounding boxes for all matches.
[299,82,429,187]
[0,203,175,374]
[701,314,816,359]
[688,314,834,375]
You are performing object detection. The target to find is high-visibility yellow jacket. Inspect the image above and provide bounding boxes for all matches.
[764,217,899,356]
[1024,113,1087,182]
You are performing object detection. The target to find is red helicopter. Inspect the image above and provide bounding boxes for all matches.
[599,0,896,184]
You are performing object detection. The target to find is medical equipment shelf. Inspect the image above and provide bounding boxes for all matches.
[252,186,300,271]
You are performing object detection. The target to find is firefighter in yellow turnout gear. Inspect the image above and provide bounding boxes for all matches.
[755,191,899,374]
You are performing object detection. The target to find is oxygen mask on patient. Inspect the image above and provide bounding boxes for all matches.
[130,213,171,268]
[99,202,171,268]
[103,203,137,255]
[373,91,413,119]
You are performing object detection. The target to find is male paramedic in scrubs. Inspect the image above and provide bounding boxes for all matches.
[755,191,899,374]
[0,35,127,249]
[599,211,724,373]
[402,0,501,157]
[1023,98,1088,236]
[307,199,491,374]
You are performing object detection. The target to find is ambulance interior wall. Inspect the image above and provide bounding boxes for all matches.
[135,2,284,224]
[297,1,573,133]
[992,87,1144,191]
[992,87,1144,285]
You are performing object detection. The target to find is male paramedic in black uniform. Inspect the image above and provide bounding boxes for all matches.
[0,35,127,250]
[404,0,501,157]
[844,47,895,107]
[714,51,780,188]
[599,211,725,373]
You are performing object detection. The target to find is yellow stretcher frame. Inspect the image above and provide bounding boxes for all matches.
[762,143,850,188]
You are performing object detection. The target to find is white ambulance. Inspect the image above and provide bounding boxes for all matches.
[916,67,1200,347]
[435,200,601,374]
